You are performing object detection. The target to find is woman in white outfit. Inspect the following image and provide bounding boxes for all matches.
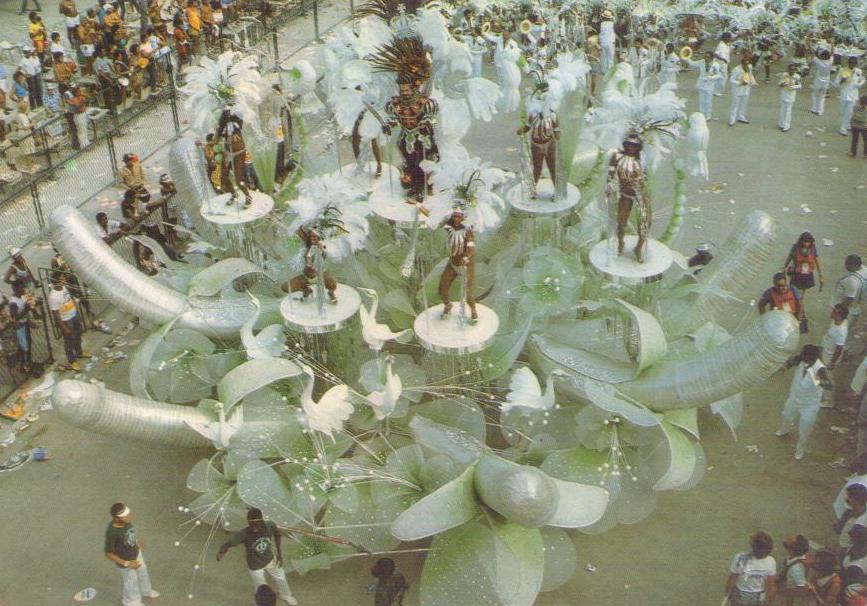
[836,56,865,136]
[775,344,833,460]
[658,43,680,89]
[810,48,833,115]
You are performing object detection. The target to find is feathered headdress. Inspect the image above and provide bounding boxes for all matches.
[369,36,432,86]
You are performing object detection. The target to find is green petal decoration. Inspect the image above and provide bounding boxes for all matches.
[613,299,668,375]
[217,358,302,414]
[408,415,486,466]
[517,247,583,316]
[489,520,545,606]
[539,527,578,592]
[130,320,176,399]
[186,457,230,494]
[187,258,264,297]
[419,521,544,606]
[391,464,479,541]
[236,459,304,528]
[163,328,217,355]
[545,477,609,528]
[541,446,609,485]
[651,421,698,491]
[710,394,743,439]
[473,318,532,383]
[663,408,700,440]
[585,380,662,427]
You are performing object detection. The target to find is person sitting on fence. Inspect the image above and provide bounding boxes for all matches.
[64,84,89,149]
[5,248,40,297]
[95,211,126,244]
[139,247,162,276]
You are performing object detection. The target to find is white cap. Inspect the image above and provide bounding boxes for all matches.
[9,247,22,257]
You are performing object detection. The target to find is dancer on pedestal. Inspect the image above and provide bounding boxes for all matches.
[517,77,559,199]
[216,108,253,207]
[282,224,339,305]
[438,204,477,324]
[607,133,650,263]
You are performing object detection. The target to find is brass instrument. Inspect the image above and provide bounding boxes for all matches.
[481,21,491,34]
[679,45,693,60]
[840,67,853,82]
[520,19,532,34]
[646,37,661,49]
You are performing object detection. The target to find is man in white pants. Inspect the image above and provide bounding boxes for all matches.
[217,508,298,605]
[836,55,865,135]
[686,51,723,120]
[599,10,616,74]
[775,344,833,460]
[728,56,756,126]
[712,32,731,96]
[778,63,801,132]
[810,48,833,115]
[104,503,160,606]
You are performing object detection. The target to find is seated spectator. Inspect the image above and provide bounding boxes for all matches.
[808,550,841,606]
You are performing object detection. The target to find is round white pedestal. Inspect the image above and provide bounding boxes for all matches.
[280,283,361,334]
[368,177,431,228]
[337,162,400,185]
[414,304,499,355]
[201,191,274,225]
[507,179,581,216]
[589,236,673,284]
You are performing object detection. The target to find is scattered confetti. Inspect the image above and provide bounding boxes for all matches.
[729,199,736,204]
[818,154,829,159]
[584,563,597,573]
[800,207,813,214]
[830,167,839,173]
[746,445,759,453]
[830,426,850,434]
[782,207,790,212]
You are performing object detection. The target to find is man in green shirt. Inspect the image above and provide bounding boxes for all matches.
[104,502,160,606]
[216,508,298,605]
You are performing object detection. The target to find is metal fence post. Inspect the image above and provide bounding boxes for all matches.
[313,0,321,41]
[30,181,44,230]
[272,30,279,61]
[350,0,354,18]
[106,130,119,178]
[168,63,181,137]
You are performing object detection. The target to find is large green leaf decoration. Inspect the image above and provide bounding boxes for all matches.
[710,394,744,439]
[408,398,487,442]
[217,358,302,414]
[419,520,544,606]
[236,459,304,527]
[473,318,532,383]
[651,421,698,491]
[516,247,583,315]
[320,484,401,553]
[186,457,231,495]
[382,289,417,328]
[663,408,700,440]
[187,258,264,297]
[391,464,479,541]
[546,477,609,528]
[585,380,662,427]
[129,320,177,399]
[539,527,578,592]
[613,299,668,375]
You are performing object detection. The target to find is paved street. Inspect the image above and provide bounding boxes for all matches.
[1,13,867,606]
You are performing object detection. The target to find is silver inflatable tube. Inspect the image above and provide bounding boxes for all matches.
[659,210,776,336]
[52,380,211,448]
[49,205,256,339]
[618,311,800,410]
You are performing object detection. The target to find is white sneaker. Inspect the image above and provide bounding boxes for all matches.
[794,451,805,461]
[775,429,789,437]
[144,591,160,599]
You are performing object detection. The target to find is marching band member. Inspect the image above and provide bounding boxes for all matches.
[779,63,801,133]
[728,56,757,127]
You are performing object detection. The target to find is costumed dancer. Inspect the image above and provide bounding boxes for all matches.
[351,84,386,178]
[372,37,440,201]
[836,56,865,136]
[607,133,651,263]
[215,108,253,207]
[728,56,757,127]
[810,48,833,116]
[599,10,616,75]
[282,225,338,305]
[629,37,651,94]
[468,27,487,78]
[685,50,723,120]
[778,63,801,133]
[517,77,559,198]
[437,205,477,323]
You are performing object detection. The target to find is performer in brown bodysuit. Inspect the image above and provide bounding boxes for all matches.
[607,135,651,263]
[437,207,477,323]
[282,227,338,304]
[215,109,253,208]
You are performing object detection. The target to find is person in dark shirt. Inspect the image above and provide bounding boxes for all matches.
[217,508,298,605]
[104,502,160,606]
[371,557,408,606]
